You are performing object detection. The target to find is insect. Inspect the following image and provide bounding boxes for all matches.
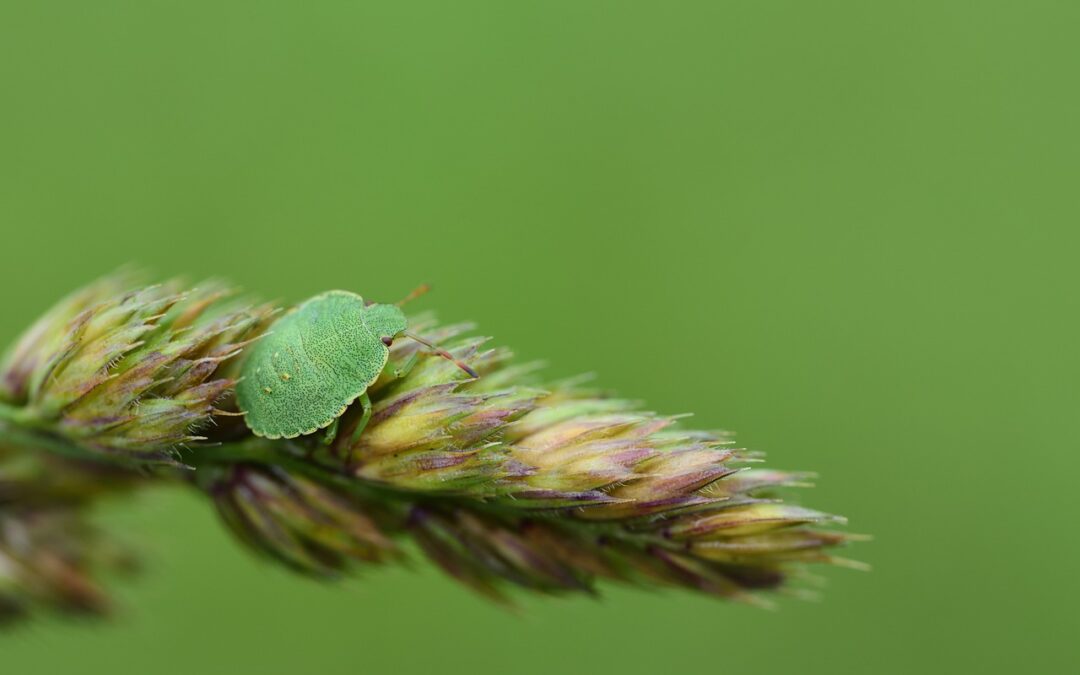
[236,288,476,442]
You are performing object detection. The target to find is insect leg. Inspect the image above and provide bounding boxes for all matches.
[347,392,373,447]
[322,418,339,446]
[391,351,419,379]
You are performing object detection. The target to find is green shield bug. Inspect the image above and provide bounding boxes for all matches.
[236,288,476,441]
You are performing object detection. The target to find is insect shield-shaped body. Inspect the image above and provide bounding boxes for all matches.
[236,291,405,440]
[237,290,476,441]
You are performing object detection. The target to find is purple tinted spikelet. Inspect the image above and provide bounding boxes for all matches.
[0,276,861,617]
[0,275,274,464]
[1,419,141,625]
[0,507,135,624]
[276,318,863,602]
[203,464,399,578]
[0,444,138,625]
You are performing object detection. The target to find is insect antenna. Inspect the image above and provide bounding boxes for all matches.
[403,331,479,378]
[396,284,431,307]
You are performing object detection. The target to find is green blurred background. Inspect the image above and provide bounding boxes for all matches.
[1,1,1075,673]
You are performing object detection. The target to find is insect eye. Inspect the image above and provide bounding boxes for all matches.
[381,336,393,347]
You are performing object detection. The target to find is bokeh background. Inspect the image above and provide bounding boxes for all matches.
[1,2,1075,673]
